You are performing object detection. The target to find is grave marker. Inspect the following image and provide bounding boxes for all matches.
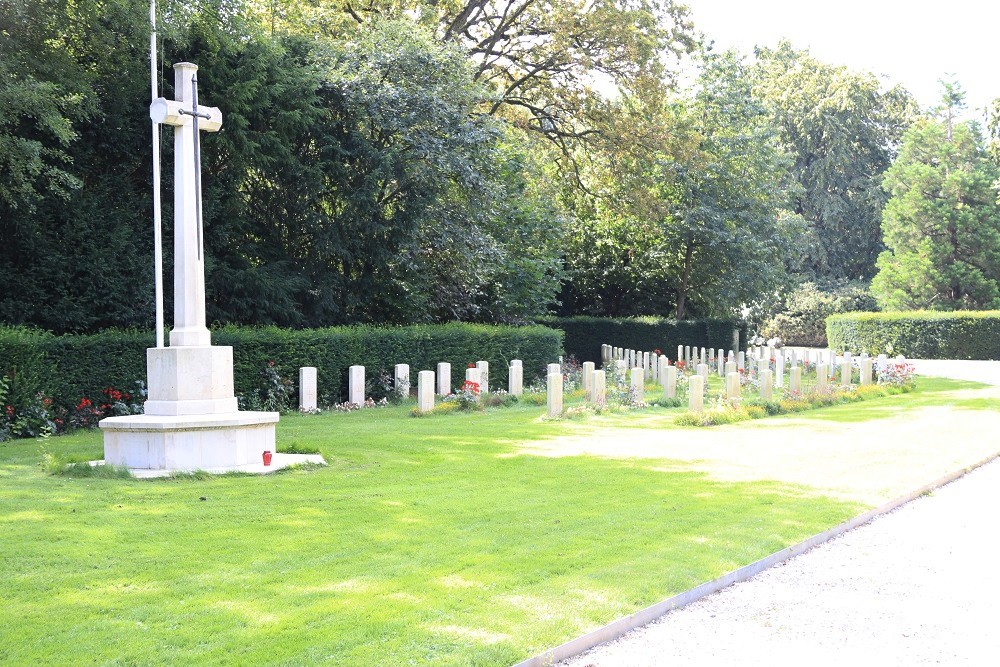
[417,371,434,413]
[299,367,317,412]
[437,362,451,396]
[349,365,365,405]
[688,375,704,413]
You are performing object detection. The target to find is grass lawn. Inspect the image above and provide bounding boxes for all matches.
[1,376,994,665]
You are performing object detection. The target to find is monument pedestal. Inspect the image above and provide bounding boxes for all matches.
[99,345,279,474]
[101,411,278,471]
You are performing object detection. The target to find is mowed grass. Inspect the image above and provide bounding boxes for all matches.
[0,377,982,666]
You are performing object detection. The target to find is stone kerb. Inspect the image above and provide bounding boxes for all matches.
[299,366,317,412]
[349,365,365,406]
[547,371,563,417]
[436,362,452,396]
[417,370,435,413]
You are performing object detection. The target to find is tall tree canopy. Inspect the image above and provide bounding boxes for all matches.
[751,41,916,281]
[559,51,802,320]
[871,87,1000,311]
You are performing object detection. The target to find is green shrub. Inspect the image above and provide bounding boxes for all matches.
[0,323,563,416]
[537,316,745,362]
[762,282,877,347]
[826,311,1000,359]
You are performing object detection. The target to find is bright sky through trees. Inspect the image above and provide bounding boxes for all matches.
[686,0,999,117]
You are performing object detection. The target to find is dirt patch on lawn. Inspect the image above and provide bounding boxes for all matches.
[514,390,1000,505]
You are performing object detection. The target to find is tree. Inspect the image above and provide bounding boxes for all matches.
[248,0,699,184]
[871,88,1000,311]
[559,51,802,321]
[752,41,916,281]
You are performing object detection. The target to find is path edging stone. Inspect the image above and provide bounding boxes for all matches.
[511,450,1000,667]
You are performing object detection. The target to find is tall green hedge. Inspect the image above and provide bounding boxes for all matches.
[0,323,563,410]
[537,316,745,362]
[826,311,1000,359]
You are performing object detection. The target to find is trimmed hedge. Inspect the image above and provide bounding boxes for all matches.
[537,316,745,362]
[0,323,563,410]
[827,311,1000,359]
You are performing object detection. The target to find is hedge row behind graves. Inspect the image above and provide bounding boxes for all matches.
[826,311,1000,359]
[0,323,563,411]
[538,316,746,363]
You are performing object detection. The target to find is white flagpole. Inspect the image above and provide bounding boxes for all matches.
[150,0,164,348]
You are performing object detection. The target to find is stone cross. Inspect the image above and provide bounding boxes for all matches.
[150,62,222,348]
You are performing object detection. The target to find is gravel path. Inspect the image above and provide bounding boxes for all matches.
[556,360,1000,666]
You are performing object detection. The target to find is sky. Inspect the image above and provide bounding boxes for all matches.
[684,0,999,118]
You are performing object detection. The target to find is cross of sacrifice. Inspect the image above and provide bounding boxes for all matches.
[149,62,221,349]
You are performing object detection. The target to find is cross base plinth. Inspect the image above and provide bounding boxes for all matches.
[100,411,279,472]
[145,346,238,414]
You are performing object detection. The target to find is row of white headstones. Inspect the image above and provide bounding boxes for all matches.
[599,343,907,414]
[295,361,525,414]
[292,345,907,418]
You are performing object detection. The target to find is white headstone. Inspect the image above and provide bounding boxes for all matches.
[436,362,451,396]
[816,364,829,390]
[697,363,709,384]
[760,369,773,401]
[630,367,644,402]
[465,367,482,401]
[394,363,410,399]
[775,354,785,388]
[593,370,607,407]
[840,360,852,386]
[790,366,803,393]
[349,365,365,405]
[665,366,677,399]
[688,375,704,413]
[299,366,317,412]
[583,361,595,398]
[547,372,563,417]
[860,357,873,386]
[726,371,741,402]
[657,355,668,386]
[476,360,489,394]
[509,360,523,396]
[417,370,434,413]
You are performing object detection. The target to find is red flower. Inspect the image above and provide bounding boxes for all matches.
[267,360,276,367]
[4,405,13,417]
[467,362,476,368]
[462,380,480,394]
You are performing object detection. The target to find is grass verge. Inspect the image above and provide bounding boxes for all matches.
[0,377,991,665]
